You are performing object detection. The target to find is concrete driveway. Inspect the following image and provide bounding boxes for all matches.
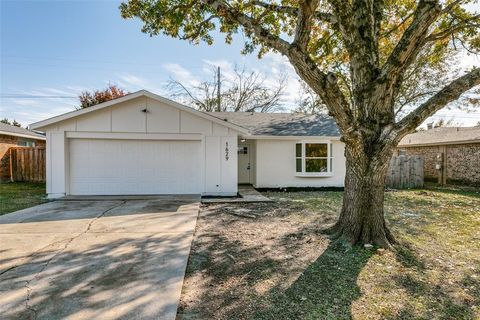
[0,197,200,320]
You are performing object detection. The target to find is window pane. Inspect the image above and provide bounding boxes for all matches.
[306,159,328,172]
[296,158,302,172]
[305,143,327,157]
[295,143,302,157]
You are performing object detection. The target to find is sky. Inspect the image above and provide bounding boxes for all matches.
[1,0,479,128]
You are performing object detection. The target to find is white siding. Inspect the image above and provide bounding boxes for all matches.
[180,111,213,135]
[111,98,147,132]
[255,139,345,188]
[76,109,110,132]
[204,136,238,196]
[42,96,239,198]
[146,98,180,133]
[47,131,67,197]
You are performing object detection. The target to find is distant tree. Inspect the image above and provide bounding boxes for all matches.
[1,118,22,127]
[78,84,128,109]
[476,121,480,127]
[11,120,22,127]
[167,66,286,112]
[432,118,460,128]
[294,81,326,114]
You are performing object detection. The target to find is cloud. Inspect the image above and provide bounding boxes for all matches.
[116,73,148,88]
[163,63,200,86]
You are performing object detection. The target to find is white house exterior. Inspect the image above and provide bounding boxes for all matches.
[30,90,346,199]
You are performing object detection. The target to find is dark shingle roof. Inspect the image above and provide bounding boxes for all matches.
[0,123,46,140]
[398,126,480,146]
[208,112,340,137]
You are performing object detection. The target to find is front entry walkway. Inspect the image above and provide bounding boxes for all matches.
[0,197,200,320]
[202,185,272,204]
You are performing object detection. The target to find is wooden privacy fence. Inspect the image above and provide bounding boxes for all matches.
[387,155,424,189]
[8,147,46,182]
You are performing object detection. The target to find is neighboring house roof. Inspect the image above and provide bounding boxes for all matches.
[398,126,480,147]
[29,90,249,134]
[0,122,46,140]
[208,112,340,137]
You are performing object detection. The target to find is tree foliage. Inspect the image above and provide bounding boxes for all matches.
[1,118,22,127]
[78,84,128,109]
[167,65,286,112]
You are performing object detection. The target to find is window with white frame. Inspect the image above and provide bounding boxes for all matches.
[295,142,333,174]
[17,140,35,147]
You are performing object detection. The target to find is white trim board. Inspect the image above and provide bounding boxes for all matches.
[244,135,341,141]
[65,131,202,141]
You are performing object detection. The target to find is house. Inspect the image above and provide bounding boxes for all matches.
[397,126,480,186]
[29,90,345,198]
[0,123,46,182]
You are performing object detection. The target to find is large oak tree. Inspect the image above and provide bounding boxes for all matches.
[120,0,480,248]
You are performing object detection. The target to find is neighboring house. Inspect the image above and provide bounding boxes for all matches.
[397,126,480,186]
[30,90,345,198]
[0,123,46,182]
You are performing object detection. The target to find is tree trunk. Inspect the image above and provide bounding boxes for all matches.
[330,143,396,248]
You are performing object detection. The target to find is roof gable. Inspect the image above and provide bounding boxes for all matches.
[29,90,249,134]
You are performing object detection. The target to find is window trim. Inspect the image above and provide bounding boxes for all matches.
[295,141,333,177]
[17,139,35,147]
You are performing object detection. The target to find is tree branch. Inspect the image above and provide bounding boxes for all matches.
[205,0,291,55]
[251,1,335,23]
[205,0,354,134]
[293,0,320,50]
[380,1,442,80]
[394,68,480,138]
[425,14,480,42]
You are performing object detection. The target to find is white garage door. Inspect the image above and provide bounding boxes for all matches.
[69,139,201,195]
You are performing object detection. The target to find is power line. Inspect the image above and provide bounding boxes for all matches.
[0,54,211,71]
[0,95,76,98]
[1,54,164,67]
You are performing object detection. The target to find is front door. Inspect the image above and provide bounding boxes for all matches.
[238,144,251,184]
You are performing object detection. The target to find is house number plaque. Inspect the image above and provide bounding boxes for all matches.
[225,142,229,161]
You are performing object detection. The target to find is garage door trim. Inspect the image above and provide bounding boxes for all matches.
[66,131,202,141]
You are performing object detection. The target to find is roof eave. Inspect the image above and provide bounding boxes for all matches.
[398,139,480,147]
[0,130,46,140]
[242,134,341,140]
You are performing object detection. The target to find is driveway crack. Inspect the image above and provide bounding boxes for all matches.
[23,200,127,319]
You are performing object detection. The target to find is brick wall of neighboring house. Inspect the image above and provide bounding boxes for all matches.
[0,134,19,181]
[397,143,480,186]
[0,134,46,182]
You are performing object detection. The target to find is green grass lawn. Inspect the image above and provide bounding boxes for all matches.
[178,187,480,320]
[0,182,47,215]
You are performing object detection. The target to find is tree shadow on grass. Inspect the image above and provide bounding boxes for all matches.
[178,204,374,320]
[384,241,480,320]
[250,242,374,320]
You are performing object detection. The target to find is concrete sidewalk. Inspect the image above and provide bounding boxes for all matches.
[0,198,200,320]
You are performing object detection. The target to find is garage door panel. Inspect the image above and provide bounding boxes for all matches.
[69,139,201,195]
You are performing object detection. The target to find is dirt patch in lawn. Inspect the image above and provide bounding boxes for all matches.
[177,189,480,320]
